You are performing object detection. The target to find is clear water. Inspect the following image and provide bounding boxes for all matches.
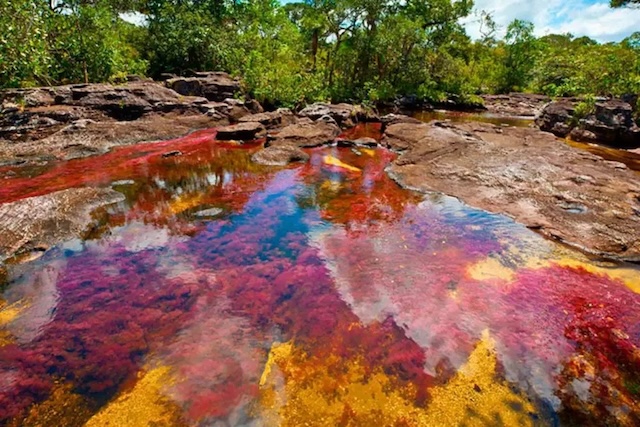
[0,124,639,426]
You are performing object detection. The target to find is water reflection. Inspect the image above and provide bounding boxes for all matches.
[0,128,639,426]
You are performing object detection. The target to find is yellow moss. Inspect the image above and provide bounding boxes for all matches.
[467,257,516,282]
[0,299,28,347]
[323,156,361,173]
[258,332,539,426]
[360,148,376,157]
[85,366,185,427]
[14,382,93,427]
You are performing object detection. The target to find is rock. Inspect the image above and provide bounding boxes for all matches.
[535,101,575,137]
[165,72,240,102]
[266,121,341,148]
[193,207,224,217]
[384,121,640,261]
[244,99,264,114]
[0,188,125,262]
[537,98,640,148]
[482,93,551,117]
[216,122,265,141]
[569,128,598,143]
[380,114,422,132]
[299,103,377,127]
[238,109,296,128]
[61,119,96,133]
[162,150,183,158]
[337,137,378,148]
[252,144,310,166]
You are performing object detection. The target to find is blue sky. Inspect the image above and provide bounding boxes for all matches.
[463,0,640,42]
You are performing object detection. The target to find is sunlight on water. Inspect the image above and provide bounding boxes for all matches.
[0,125,639,426]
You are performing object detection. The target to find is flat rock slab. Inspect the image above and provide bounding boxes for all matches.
[215,122,265,141]
[266,122,340,148]
[238,109,296,128]
[0,188,125,262]
[252,144,310,166]
[383,121,640,261]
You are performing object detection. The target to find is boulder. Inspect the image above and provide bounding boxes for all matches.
[252,144,310,166]
[216,122,265,141]
[165,72,240,102]
[581,100,640,147]
[299,103,377,127]
[535,101,575,137]
[239,108,296,128]
[266,121,341,148]
[337,137,378,148]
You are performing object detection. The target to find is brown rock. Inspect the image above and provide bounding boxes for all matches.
[165,72,240,102]
[299,103,377,127]
[384,121,640,261]
[266,121,340,148]
[238,109,296,128]
[216,122,265,141]
[0,188,125,262]
[251,144,310,166]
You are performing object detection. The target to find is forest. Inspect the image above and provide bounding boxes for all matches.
[1,0,639,107]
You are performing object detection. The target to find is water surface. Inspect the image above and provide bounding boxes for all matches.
[0,124,639,426]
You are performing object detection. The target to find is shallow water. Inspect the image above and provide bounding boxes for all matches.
[1,124,640,427]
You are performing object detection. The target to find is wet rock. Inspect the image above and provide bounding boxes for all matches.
[192,207,224,218]
[383,121,640,261]
[266,121,341,148]
[165,72,240,102]
[299,103,377,127]
[251,144,310,166]
[535,101,575,137]
[238,109,296,128]
[337,137,378,148]
[216,122,265,141]
[162,150,183,158]
[0,188,125,262]
[569,128,598,143]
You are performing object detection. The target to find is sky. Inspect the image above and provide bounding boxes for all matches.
[462,0,640,42]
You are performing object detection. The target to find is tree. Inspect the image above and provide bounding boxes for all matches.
[501,19,537,92]
[611,0,639,7]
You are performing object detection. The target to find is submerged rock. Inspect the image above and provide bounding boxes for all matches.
[383,121,640,261]
[0,188,125,262]
[251,144,310,166]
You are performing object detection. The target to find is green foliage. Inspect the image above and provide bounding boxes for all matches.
[571,95,596,126]
[1,0,639,108]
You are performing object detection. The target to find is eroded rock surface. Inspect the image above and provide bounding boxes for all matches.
[165,72,240,102]
[0,188,125,262]
[537,98,640,148]
[383,121,640,260]
[215,122,265,141]
[482,93,551,117]
[299,103,377,127]
[239,109,296,128]
[266,121,341,148]
[251,144,310,166]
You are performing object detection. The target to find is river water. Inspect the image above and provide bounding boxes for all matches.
[0,118,639,426]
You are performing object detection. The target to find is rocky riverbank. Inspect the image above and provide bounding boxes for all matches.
[1,78,640,262]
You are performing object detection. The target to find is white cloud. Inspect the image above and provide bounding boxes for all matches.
[463,0,640,42]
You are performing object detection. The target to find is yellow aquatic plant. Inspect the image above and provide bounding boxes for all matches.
[258,331,539,426]
[85,366,185,427]
[323,156,361,173]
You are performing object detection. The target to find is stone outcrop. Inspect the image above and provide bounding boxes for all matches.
[266,121,341,148]
[383,121,640,261]
[0,188,125,262]
[482,93,551,117]
[299,103,378,127]
[536,98,640,148]
[252,144,310,166]
[216,122,265,141]
[239,109,296,128]
[165,72,240,102]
